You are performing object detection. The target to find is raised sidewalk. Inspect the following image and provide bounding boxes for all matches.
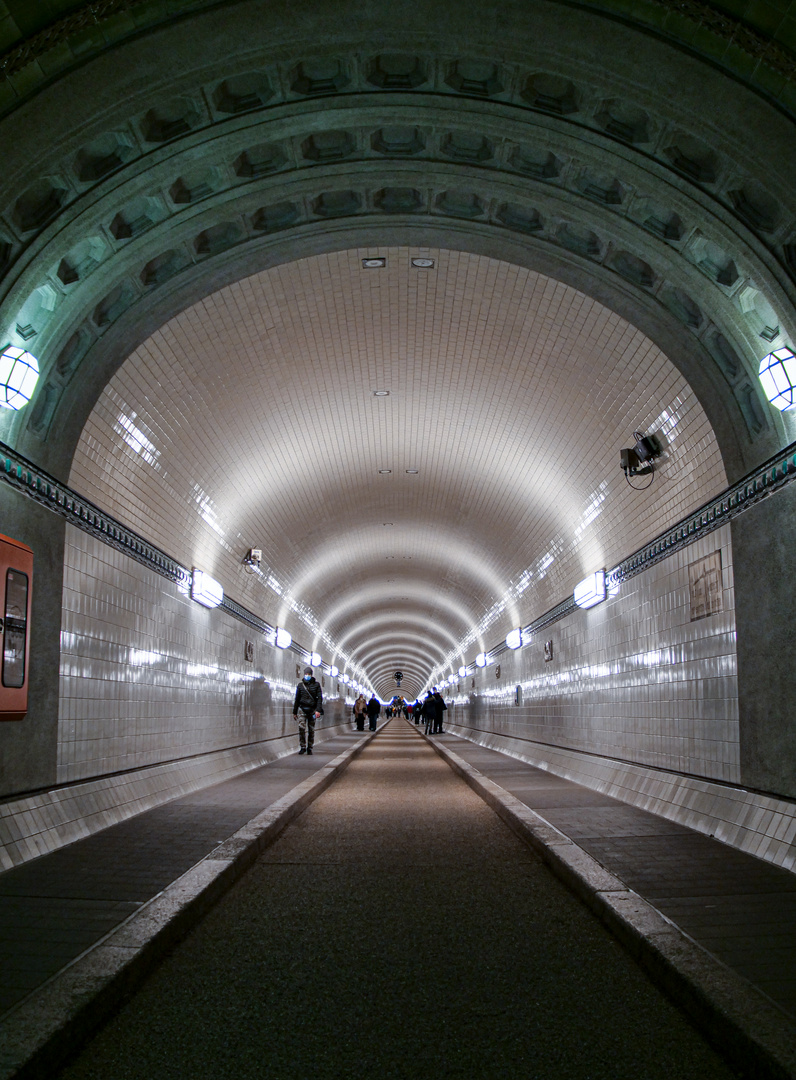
[1,719,795,1079]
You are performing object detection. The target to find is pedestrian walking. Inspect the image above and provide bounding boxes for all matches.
[422,691,437,735]
[292,666,322,754]
[366,694,381,731]
[353,693,367,731]
[432,687,447,733]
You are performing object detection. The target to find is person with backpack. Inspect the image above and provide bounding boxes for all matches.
[292,666,322,754]
[432,687,448,734]
[366,694,381,731]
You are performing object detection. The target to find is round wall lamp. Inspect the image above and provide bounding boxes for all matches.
[759,347,796,410]
[0,346,39,410]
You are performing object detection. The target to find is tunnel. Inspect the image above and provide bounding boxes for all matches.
[0,1,795,1076]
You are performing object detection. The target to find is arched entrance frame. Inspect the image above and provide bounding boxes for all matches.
[0,0,794,481]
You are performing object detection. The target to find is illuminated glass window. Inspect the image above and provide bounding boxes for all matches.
[0,347,39,410]
[759,347,796,411]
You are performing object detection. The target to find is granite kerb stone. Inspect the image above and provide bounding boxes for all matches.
[423,731,796,1080]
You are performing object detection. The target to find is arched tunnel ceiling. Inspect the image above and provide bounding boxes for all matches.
[69,247,727,696]
[1,0,795,485]
[0,0,794,697]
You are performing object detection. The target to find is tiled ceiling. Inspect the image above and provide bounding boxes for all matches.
[70,246,727,696]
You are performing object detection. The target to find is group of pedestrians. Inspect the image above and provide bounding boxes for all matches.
[418,688,447,734]
[353,694,381,731]
[293,668,448,754]
[384,699,408,718]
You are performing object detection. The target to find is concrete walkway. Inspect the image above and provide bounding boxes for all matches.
[0,727,381,1079]
[0,730,372,1018]
[426,727,796,1021]
[0,720,793,1078]
[55,721,735,1080]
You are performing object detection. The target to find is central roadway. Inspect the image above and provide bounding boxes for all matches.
[56,720,735,1080]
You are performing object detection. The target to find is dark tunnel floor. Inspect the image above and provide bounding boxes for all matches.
[54,722,737,1080]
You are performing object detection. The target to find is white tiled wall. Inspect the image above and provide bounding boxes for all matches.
[440,524,796,872]
[0,523,359,870]
[455,526,738,782]
[58,526,351,784]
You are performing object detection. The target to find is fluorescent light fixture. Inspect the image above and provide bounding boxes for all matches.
[378,469,392,474]
[475,652,487,668]
[505,628,522,650]
[574,570,606,609]
[310,651,322,667]
[759,347,796,411]
[373,390,390,397]
[458,665,467,677]
[275,627,292,649]
[406,468,419,474]
[0,346,39,410]
[330,665,339,677]
[342,674,350,684]
[191,569,223,609]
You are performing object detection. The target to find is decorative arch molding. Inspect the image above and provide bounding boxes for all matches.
[0,2,794,480]
[2,0,796,123]
[2,219,778,485]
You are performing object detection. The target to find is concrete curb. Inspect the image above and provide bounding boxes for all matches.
[422,730,796,1080]
[0,729,381,1080]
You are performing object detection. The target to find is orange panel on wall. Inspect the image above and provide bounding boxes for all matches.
[0,533,33,721]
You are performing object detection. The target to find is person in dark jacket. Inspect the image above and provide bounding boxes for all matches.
[366,695,380,731]
[432,687,447,734]
[292,666,322,754]
[422,691,437,735]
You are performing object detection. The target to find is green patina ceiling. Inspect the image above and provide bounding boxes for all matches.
[3,0,796,118]
[0,0,794,484]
